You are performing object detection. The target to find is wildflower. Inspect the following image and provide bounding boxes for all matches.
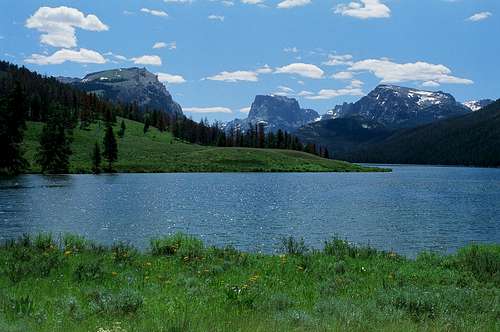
[145,262,152,267]
[64,250,72,256]
[112,271,118,277]
[361,266,366,272]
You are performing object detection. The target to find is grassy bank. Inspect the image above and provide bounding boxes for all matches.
[21,119,387,173]
[0,234,498,331]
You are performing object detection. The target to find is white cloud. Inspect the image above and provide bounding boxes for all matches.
[277,0,311,9]
[241,0,264,4]
[164,0,193,3]
[208,15,225,21]
[156,72,186,84]
[305,87,364,100]
[349,58,473,85]
[153,41,176,50]
[335,0,390,19]
[131,55,162,66]
[273,85,295,96]
[332,71,354,80]
[239,107,251,114]
[25,6,108,48]
[467,12,492,22]
[256,64,273,74]
[275,63,324,79]
[141,8,168,17]
[284,47,299,53]
[206,70,259,82]
[323,54,353,66]
[184,107,233,114]
[25,48,106,65]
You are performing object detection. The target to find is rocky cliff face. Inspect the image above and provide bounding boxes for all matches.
[66,67,183,116]
[322,85,470,129]
[226,95,319,133]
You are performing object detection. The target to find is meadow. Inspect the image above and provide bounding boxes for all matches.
[0,233,498,331]
[21,118,386,174]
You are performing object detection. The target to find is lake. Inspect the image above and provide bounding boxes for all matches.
[1,165,499,257]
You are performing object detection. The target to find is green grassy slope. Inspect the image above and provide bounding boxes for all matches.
[0,234,498,331]
[22,118,385,173]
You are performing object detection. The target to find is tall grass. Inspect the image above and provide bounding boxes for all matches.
[0,233,498,332]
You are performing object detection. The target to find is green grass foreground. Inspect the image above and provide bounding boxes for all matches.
[0,234,498,332]
[21,119,388,173]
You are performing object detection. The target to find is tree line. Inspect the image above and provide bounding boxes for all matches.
[0,61,329,175]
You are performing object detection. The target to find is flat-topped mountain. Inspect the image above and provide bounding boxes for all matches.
[63,67,183,116]
[226,95,319,133]
[321,85,470,129]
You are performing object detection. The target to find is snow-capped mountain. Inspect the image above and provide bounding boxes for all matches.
[462,99,494,112]
[321,85,470,129]
[225,95,319,133]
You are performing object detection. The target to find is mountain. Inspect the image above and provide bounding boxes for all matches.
[226,95,319,133]
[322,85,470,129]
[296,117,393,155]
[346,99,500,167]
[67,67,183,116]
[463,99,495,112]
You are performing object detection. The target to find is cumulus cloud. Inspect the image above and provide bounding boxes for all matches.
[467,12,492,22]
[323,54,353,66]
[272,85,295,96]
[206,70,259,82]
[25,48,106,65]
[140,8,168,17]
[153,41,176,50]
[275,63,324,79]
[131,55,162,66]
[184,107,233,113]
[332,71,354,80]
[241,0,264,4]
[335,0,391,19]
[349,59,473,85]
[277,0,311,9]
[156,72,186,84]
[305,87,364,100]
[25,6,108,48]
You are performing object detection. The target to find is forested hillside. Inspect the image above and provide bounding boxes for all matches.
[347,100,500,167]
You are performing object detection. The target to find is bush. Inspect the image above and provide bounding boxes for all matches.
[88,289,143,315]
[451,244,500,285]
[150,233,204,259]
[324,236,378,259]
[280,237,308,256]
[74,259,105,281]
[111,242,137,264]
[34,233,56,251]
[63,234,89,252]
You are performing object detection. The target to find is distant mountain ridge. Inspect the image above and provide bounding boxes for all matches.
[60,67,183,116]
[226,95,319,133]
[462,99,495,112]
[320,85,470,129]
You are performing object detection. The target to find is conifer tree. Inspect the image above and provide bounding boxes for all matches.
[143,117,150,134]
[103,123,118,171]
[36,104,73,174]
[118,120,126,138]
[91,142,101,174]
[0,82,28,174]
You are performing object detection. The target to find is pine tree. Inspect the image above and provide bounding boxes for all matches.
[91,142,101,174]
[0,82,28,174]
[143,117,150,134]
[36,104,73,174]
[118,120,126,138]
[103,123,118,171]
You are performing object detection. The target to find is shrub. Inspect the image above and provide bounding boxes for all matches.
[74,259,105,281]
[377,287,439,321]
[266,293,295,312]
[34,233,56,251]
[63,234,89,252]
[324,236,378,259]
[451,244,500,285]
[280,237,308,256]
[111,242,137,264]
[150,233,204,259]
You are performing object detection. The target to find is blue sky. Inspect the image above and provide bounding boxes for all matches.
[0,0,499,121]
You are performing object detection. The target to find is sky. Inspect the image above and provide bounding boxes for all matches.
[0,0,499,122]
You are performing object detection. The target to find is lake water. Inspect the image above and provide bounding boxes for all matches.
[0,166,499,257]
